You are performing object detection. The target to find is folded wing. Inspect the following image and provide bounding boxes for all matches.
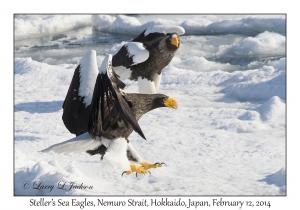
[112,25,185,94]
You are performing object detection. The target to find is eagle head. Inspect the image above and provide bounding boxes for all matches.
[166,33,180,50]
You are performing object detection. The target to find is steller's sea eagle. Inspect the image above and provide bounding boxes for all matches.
[112,25,185,94]
[42,50,178,176]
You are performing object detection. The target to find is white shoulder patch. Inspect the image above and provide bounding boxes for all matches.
[144,25,185,36]
[78,50,99,107]
[125,42,149,65]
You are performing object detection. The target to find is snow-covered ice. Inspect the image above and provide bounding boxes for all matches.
[14,14,286,196]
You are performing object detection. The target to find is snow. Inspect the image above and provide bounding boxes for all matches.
[144,25,185,36]
[254,96,286,122]
[14,15,92,40]
[219,60,286,101]
[14,14,286,196]
[14,15,285,41]
[220,31,285,58]
[259,167,286,192]
[181,16,285,35]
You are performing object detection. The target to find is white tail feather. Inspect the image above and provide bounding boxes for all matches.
[41,132,101,154]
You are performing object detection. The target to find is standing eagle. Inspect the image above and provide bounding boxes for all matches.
[112,25,185,94]
[42,51,178,175]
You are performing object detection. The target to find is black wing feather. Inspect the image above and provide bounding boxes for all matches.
[112,45,134,68]
[110,69,126,90]
[62,65,90,136]
[88,71,146,140]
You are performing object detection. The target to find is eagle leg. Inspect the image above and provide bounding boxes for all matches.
[121,164,149,177]
[86,145,107,160]
[140,162,167,170]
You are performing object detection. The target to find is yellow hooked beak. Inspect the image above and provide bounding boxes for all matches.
[171,37,179,48]
[164,97,178,110]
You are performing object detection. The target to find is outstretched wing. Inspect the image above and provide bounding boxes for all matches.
[62,50,99,136]
[88,54,146,140]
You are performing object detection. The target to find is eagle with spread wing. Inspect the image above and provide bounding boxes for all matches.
[42,51,178,175]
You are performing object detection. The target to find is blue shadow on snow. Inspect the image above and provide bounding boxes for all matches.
[14,101,63,114]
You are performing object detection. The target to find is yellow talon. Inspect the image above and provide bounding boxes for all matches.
[140,162,165,170]
[122,170,132,176]
[131,164,148,174]
[122,162,166,176]
[122,164,149,176]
